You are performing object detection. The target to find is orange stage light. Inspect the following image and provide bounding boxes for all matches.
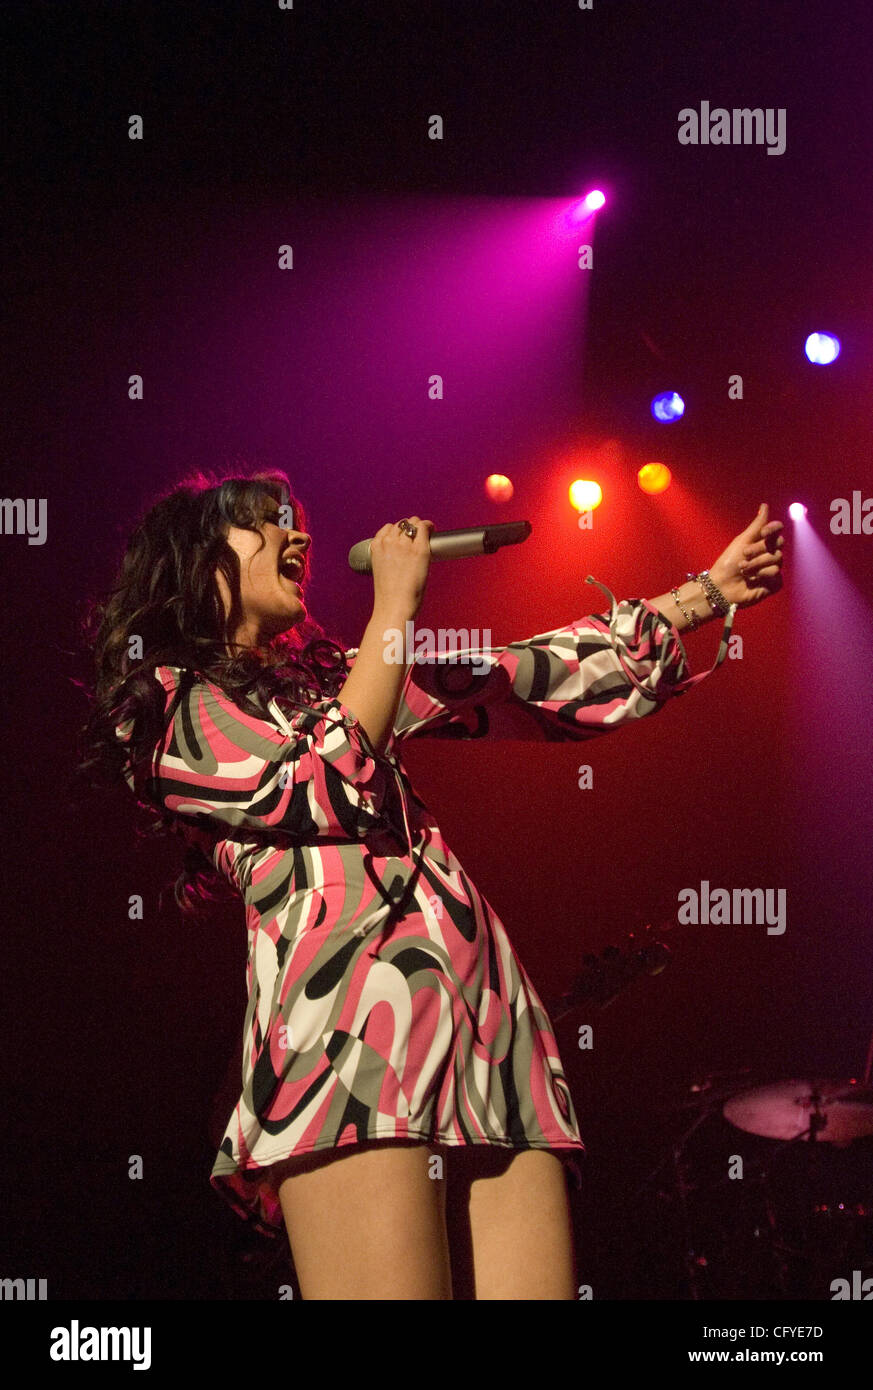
[637,463,672,495]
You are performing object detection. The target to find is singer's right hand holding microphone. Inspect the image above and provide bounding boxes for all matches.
[337,517,434,757]
[369,517,435,622]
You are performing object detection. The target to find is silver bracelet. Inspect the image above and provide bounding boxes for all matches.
[689,570,731,616]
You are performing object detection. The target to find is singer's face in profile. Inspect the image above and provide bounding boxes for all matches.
[216,497,311,649]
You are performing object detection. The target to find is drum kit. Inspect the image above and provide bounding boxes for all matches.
[550,925,873,1299]
[639,1073,873,1299]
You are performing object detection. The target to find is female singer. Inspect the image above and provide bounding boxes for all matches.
[80,468,783,1299]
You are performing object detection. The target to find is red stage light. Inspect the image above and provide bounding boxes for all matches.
[485,473,514,502]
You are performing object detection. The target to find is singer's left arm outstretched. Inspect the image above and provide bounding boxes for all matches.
[368,504,784,748]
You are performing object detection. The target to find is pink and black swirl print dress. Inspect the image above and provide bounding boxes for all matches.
[117,576,735,1237]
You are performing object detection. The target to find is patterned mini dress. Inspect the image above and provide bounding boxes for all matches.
[116,577,733,1236]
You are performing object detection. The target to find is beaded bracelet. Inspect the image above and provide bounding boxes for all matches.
[670,586,700,630]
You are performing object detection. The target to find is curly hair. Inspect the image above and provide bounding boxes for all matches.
[77,466,352,914]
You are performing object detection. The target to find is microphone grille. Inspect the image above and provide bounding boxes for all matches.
[348,540,373,573]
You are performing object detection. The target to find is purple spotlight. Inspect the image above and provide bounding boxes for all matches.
[568,190,607,225]
[789,502,807,520]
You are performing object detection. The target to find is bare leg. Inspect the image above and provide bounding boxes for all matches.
[271,1140,452,1300]
[443,1146,578,1300]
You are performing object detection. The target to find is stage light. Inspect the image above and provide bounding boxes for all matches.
[789,502,807,520]
[651,391,685,422]
[485,473,514,502]
[804,332,840,365]
[567,189,607,225]
[638,463,672,494]
[569,479,603,512]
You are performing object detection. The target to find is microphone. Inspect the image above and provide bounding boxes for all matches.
[348,521,532,573]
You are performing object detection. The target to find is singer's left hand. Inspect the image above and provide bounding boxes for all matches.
[708,503,785,609]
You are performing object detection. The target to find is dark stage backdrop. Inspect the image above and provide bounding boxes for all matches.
[2,0,872,1301]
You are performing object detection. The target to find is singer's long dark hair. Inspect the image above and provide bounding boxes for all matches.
[77,467,352,914]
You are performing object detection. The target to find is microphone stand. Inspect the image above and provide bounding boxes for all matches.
[634,1091,721,1300]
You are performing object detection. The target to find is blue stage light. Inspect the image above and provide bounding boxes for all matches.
[651,391,685,422]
